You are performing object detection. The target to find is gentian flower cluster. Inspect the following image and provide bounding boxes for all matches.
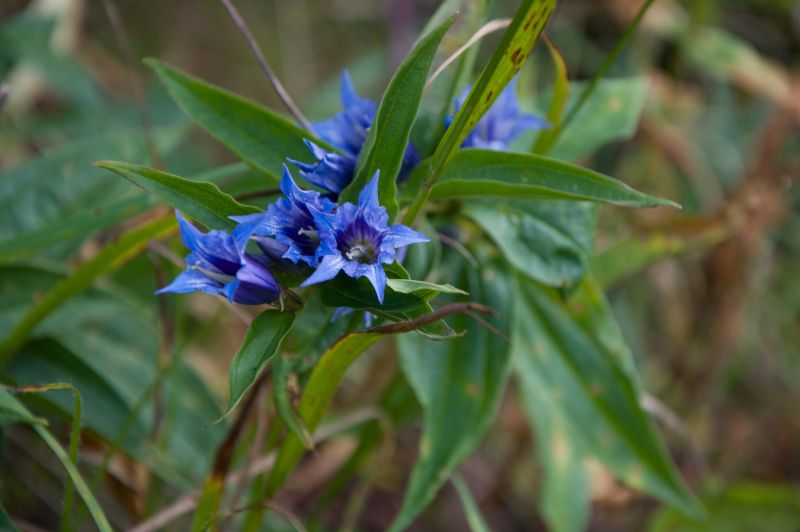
[159,73,547,308]
[289,72,418,196]
[160,167,428,305]
[448,78,548,151]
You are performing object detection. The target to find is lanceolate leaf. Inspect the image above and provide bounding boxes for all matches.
[225,310,296,417]
[147,59,333,180]
[464,200,597,288]
[512,277,701,517]
[95,161,258,230]
[432,0,555,170]
[392,257,512,531]
[341,16,454,218]
[403,0,556,224]
[404,149,680,208]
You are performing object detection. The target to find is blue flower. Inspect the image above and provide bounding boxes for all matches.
[300,172,429,303]
[157,211,280,305]
[450,78,548,151]
[288,139,355,196]
[230,165,336,267]
[291,72,418,195]
[314,71,376,157]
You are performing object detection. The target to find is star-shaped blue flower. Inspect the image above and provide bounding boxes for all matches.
[157,211,280,305]
[300,172,429,303]
[450,78,548,151]
[230,165,336,267]
[290,72,419,196]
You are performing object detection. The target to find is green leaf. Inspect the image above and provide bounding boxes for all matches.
[547,77,649,162]
[512,277,701,518]
[532,38,570,155]
[320,274,433,314]
[0,216,176,366]
[386,278,467,297]
[516,357,591,532]
[147,59,330,179]
[404,149,680,208]
[1,265,226,484]
[264,332,383,497]
[226,310,295,417]
[464,200,597,288]
[403,0,556,224]
[431,0,555,172]
[0,387,46,426]
[392,258,512,531]
[95,161,258,230]
[0,195,152,263]
[0,126,184,262]
[341,16,454,218]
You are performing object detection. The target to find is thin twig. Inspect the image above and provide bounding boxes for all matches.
[465,310,511,343]
[366,302,495,335]
[219,0,314,132]
[101,0,163,169]
[436,230,479,268]
[426,18,512,90]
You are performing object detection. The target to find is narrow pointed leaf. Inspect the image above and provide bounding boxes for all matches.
[513,277,701,518]
[404,149,680,208]
[225,310,295,417]
[95,161,258,230]
[146,59,333,179]
[430,0,555,173]
[341,16,454,218]
[392,258,512,531]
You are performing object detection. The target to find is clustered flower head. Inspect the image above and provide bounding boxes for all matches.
[159,73,545,308]
[448,77,548,152]
[160,170,428,305]
[289,72,418,197]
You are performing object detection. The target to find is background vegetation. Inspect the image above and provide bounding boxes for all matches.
[1,0,798,530]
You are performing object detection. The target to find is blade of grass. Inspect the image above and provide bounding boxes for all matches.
[545,0,657,148]
[12,384,82,532]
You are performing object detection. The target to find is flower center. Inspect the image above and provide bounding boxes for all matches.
[345,240,377,264]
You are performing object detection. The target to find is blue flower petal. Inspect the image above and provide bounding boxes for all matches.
[301,254,347,287]
[156,269,223,296]
[357,171,381,210]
